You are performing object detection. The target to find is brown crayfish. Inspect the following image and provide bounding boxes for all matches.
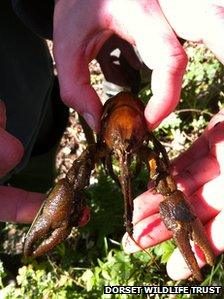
[24,92,215,281]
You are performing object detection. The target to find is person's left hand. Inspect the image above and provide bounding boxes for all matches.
[122,110,224,280]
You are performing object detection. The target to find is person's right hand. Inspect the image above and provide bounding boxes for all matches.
[0,100,44,223]
[53,0,224,131]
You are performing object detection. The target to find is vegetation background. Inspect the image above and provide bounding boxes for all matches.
[0,43,224,298]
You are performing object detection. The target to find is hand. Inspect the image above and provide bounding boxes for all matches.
[122,110,224,280]
[0,100,43,223]
[54,0,224,131]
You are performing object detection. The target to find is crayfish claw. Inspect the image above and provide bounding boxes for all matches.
[159,190,214,281]
[29,224,71,257]
[24,217,50,257]
[173,226,203,281]
[24,179,75,257]
[191,218,215,266]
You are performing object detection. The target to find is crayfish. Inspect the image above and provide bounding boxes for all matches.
[24,91,214,281]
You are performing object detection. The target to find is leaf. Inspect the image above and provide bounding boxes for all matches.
[101,270,111,281]
[81,269,94,282]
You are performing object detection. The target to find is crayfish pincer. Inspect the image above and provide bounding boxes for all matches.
[23,146,95,257]
[24,91,214,281]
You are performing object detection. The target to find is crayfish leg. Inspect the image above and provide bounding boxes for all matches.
[104,154,121,187]
[66,144,96,189]
[148,133,170,169]
[118,151,133,235]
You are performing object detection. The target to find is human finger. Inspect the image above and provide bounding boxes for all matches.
[173,110,224,174]
[132,169,224,230]
[53,1,114,131]
[108,0,188,128]
[172,122,224,196]
[54,46,103,132]
[122,212,171,253]
[208,121,224,174]
[134,0,187,129]
[202,3,224,64]
[167,209,224,280]
[131,190,163,224]
[0,186,43,223]
[189,175,224,223]
[174,155,219,197]
[171,135,208,175]
[131,172,224,228]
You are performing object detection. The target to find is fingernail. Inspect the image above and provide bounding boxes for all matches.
[122,234,133,253]
[83,113,98,131]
